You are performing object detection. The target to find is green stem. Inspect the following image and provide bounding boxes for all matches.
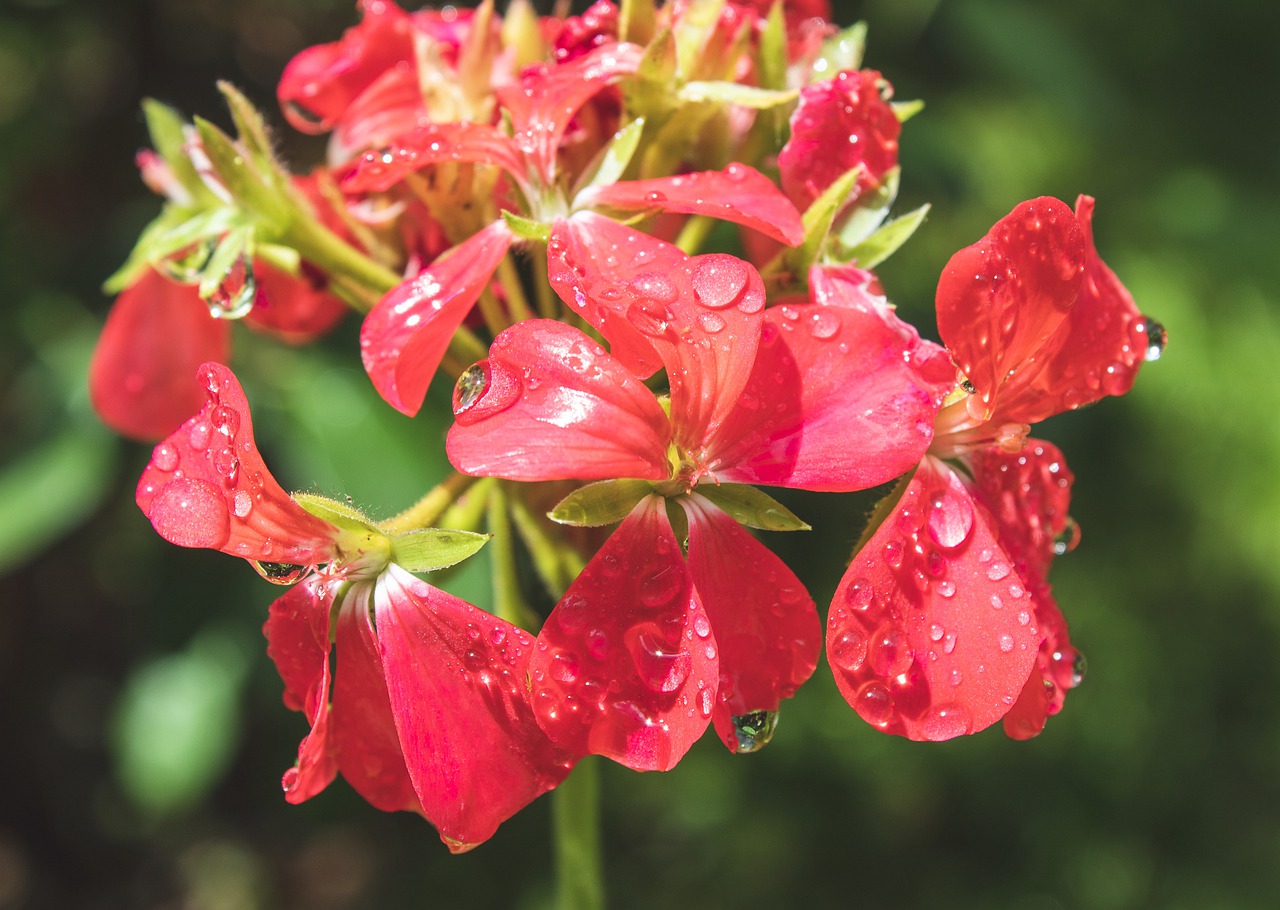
[530,244,559,319]
[495,253,536,324]
[675,213,715,255]
[380,472,479,536]
[486,484,536,630]
[553,757,604,910]
[284,217,403,309]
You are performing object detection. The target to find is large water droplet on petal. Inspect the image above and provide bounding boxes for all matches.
[830,629,867,671]
[206,254,257,320]
[1140,317,1167,361]
[152,442,180,473]
[147,477,231,549]
[853,680,895,727]
[691,255,749,309]
[869,624,912,677]
[927,487,974,551]
[251,561,310,585]
[730,709,779,753]
[625,624,691,693]
[454,363,490,414]
[920,703,973,741]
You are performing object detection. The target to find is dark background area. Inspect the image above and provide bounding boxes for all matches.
[1,0,1278,907]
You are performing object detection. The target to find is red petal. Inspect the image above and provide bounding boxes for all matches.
[826,458,1041,740]
[331,584,420,813]
[707,274,953,491]
[264,577,339,803]
[1003,592,1080,740]
[778,70,901,213]
[135,362,337,565]
[548,215,768,449]
[682,495,820,752]
[446,319,670,482]
[277,0,415,134]
[992,196,1150,423]
[580,164,804,245]
[528,497,718,771]
[360,220,512,415]
[89,269,231,441]
[936,197,1086,417]
[497,42,643,182]
[374,566,574,849]
[341,121,526,194]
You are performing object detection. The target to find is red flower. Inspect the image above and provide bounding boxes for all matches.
[136,362,572,851]
[347,44,804,416]
[446,236,952,768]
[826,195,1163,741]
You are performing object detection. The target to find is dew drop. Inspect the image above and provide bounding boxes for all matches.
[986,560,1010,581]
[844,577,874,610]
[921,703,972,741]
[626,624,691,693]
[937,580,956,598]
[853,681,895,727]
[927,486,973,551]
[869,625,912,677]
[999,634,1015,653]
[883,539,904,569]
[807,309,840,339]
[147,478,230,549]
[281,766,300,792]
[454,363,489,414]
[697,311,726,334]
[188,421,212,451]
[550,650,580,683]
[152,443,179,472]
[830,629,867,671]
[1140,317,1167,361]
[730,709,779,753]
[232,489,253,518]
[205,255,257,320]
[251,561,309,585]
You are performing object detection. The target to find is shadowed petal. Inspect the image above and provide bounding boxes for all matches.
[529,497,718,771]
[361,220,512,415]
[342,121,526,193]
[136,363,336,566]
[446,320,671,482]
[826,458,1040,740]
[90,268,231,441]
[682,495,820,753]
[264,577,339,804]
[374,566,575,851]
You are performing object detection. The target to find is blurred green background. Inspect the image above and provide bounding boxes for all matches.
[1,0,1277,907]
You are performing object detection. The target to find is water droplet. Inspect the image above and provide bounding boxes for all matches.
[1140,317,1167,361]
[454,363,489,413]
[232,490,253,518]
[639,565,683,607]
[147,478,230,549]
[869,625,912,677]
[986,560,1010,581]
[152,443,179,472]
[730,709,779,753]
[626,299,672,337]
[629,272,678,304]
[921,703,972,741]
[830,629,867,671]
[883,539,904,569]
[251,561,309,585]
[929,624,945,642]
[927,487,973,550]
[550,650,580,683]
[205,254,257,320]
[697,311,726,333]
[1052,517,1081,556]
[853,681,895,727]
[625,624,691,693]
[937,579,956,598]
[693,614,711,638]
[807,309,840,339]
[999,634,1015,653]
[844,577,874,610]
[643,190,667,205]
[281,766,300,792]
[1070,651,1087,687]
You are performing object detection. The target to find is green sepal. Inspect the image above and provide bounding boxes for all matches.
[811,21,867,82]
[141,99,215,204]
[756,2,788,92]
[832,166,899,252]
[674,0,729,81]
[294,492,378,532]
[850,471,912,557]
[771,164,861,285]
[892,99,925,123]
[624,27,677,119]
[390,528,491,573]
[549,479,653,527]
[254,241,302,277]
[619,0,657,43]
[577,118,646,196]
[694,483,811,532]
[501,209,551,242]
[839,202,929,270]
[193,116,292,228]
[678,82,797,109]
[217,82,279,180]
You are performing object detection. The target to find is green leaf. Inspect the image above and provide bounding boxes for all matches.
[811,21,867,81]
[841,202,930,270]
[773,164,861,284]
[619,0,657,43]
[391,528,491,573]
[142,99,212,203]
[579,118,646,194]
[832,166,899,252]
[694,484,811,531]
[892,99,925,123]
[501,209,551,242]
[678,82,798,109]
[757,2,788,92]
[112,631,249,816]
[294,492,377,532]
[549,479,653,527]
[193,117,290,228]
[624,27,678,119]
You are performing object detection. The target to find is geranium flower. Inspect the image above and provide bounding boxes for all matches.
[345,42,804,416]
[825,195,1165,741]
[135,361,573,851]
[446,234,953,769]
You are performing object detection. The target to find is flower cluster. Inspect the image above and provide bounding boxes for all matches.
[94,0,1165,852]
